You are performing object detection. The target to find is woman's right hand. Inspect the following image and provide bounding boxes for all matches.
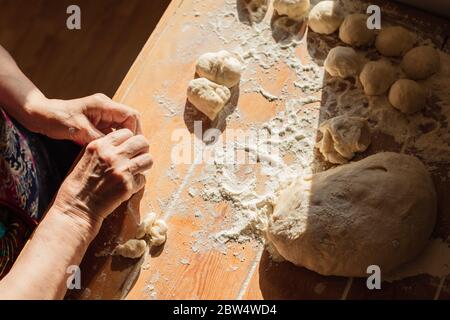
[53,128,153,234]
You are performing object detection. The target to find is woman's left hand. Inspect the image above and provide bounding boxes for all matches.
[24,93,142,145]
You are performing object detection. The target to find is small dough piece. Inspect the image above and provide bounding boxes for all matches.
[339,14,376,47]
[273,0,311,20]
[375,26,415,57]
[317,115,371,164]
[136,212,157,239]
[196,50,244,88]
[113,239,147,259]
[149,219,168,246]
[359,60,396,96]
[388,79,427,114]
[267,152,437,277]
[402,46,440,80]
[324,46,361,78]
[242,0,269,23]
[187,78,231,120]
[308,0,344,35]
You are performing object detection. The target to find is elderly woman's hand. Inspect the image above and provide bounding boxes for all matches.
[24,93,142,145]
[53,128,153,234]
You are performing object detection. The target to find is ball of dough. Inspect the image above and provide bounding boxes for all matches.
[136,212,157,239]
[402,46,440,80]
[360,60,396,95]
[196,50,244,88]
[324,46,361,78]
[388,79,427,114]
[317,116,371,164]
[187,78,231,120]
[149,219,168,246]
[339,13,376,47]
[267,152,437,277]
[308,0,344,35]
[113,239,147,259]
[375,26,415,57]
[273,0,311,20]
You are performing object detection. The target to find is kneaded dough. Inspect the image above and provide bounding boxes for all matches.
[324,46,361,78]
[149,219,168,246]
[359,60,396,96]
[339,14,376,47]
[273,0,310,20]
[375,26,415,57]
[136,212,157,239]
[113,239,147,259]
[308,0,344,35]
[388,79,427,114]
[402,46,440,80]
[267,152,437,277]
[196,50,244,88]
[317,115,371,164]
[187,78,231,120]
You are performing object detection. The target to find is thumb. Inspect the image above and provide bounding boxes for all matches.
[74,116,104,145]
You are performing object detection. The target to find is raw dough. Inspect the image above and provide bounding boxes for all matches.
[242,0,269,23]
[273,0,310,20]
[388,79,427,114]
[136,212,157,239]
[308,0,344,35]
[402,46,440,80]
[267,152,437,277]
[113,239,147,259]
[375,26,415,57]
[339,14,376,47]
[195,50,244,88]
[187,78,231,120]
[359,60,396,96]
[149,219,168,246]
[317,115,371,164]
[324,46,361,78]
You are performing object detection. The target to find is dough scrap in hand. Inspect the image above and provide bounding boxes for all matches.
[187,78,231,120]
[196,50,244,88]
[113,239,147,259]
[339,14,376,47]
[402,46,440,80]
[388,79,427,114]
[324,46,361,78]
[273,0,310,20]
[375,26,415,57]
[308,0,344,35]
[317,115,371,164]
[267,152,437,277]
[359,60,396,96]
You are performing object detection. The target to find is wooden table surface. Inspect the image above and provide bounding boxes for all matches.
[67,0,450,300]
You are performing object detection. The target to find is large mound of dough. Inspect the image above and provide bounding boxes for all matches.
[187,78,231,120]
[402,46,440,80]
[273,0,310,20]
[267,152,437,277]
[317,116,371,164]
[375,26,415,57]
[339,14,375,47]
[324,46,361,79]
[308,0,343,35]
[196,50,244,88]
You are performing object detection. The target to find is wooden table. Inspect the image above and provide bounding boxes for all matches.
[67,0,450,300]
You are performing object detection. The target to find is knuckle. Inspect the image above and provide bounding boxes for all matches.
[86,140,100,153]
[92,93,109,103]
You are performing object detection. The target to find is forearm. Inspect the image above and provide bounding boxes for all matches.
[0,45,46,127]
[0,205,101,299]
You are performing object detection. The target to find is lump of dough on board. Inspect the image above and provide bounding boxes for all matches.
[187,78,231,120]
[375,26,415,57]
[267,152,437,277]
[359,60,396,96]
[324,46,361,78]
[388,79,427,114]
[136,212,157,239]
[317,115,371,164]
[308,0,344,35]
[113,239,147,259]
[149,219,168,246]
[195,50,244,88]
[339,13,376,47]
[402,46,440,80]
[273,0,310,20]
[242,0,269,23]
